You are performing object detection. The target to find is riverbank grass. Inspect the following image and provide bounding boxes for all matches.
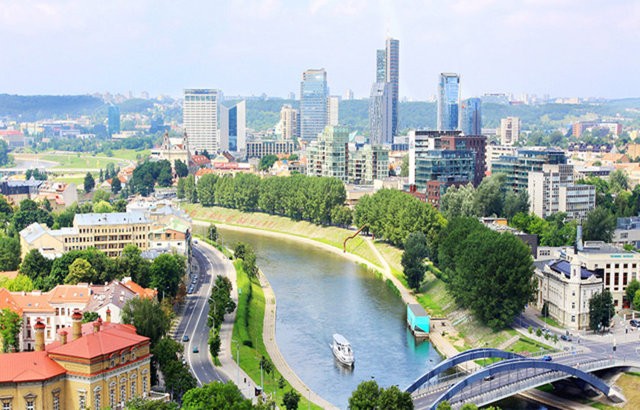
[232,261,321,410]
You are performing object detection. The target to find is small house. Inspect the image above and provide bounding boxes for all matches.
[407,303,430,339]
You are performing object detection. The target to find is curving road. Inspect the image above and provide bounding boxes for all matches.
[174,243,230,385]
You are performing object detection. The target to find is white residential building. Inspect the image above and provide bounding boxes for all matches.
[183,89,222,153]
[500,117,521,146]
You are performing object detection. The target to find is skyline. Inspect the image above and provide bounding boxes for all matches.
[0,0,639,99]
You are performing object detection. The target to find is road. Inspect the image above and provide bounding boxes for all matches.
[174,243,230,385]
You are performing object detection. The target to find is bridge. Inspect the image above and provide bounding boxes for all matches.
[407,347,633,410]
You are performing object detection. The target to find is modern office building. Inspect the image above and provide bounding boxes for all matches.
[437,73,461,131]
[368,82,393,145]
[300,69,328,141]
[492,148,567,193]
[408,130,480,207]
[328,96,340,126]
[376,49,386,83]
[227,100,246,152]
[485,144,517,172]
[280,104,300,140]
[460,98,482,136]
[385,38,399,137]
[528,164,596,220]
[500,117,521,145]
[306,126,350,181]
[183,89,222,153]
[246,140,296,159]
[108,105,120,136]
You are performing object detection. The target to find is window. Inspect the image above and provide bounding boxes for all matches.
[1,400,11,410]
[94,389,101,410]
[120,382,126,405]
[121,353,126,364]
[78,392,86,410]
[130,380,136,398]
[571,315,575,322]
[110,357,115,368]
[109,383,116,409]
[142,371,148,395]
[23,395,36,410]
[571,302,575,309]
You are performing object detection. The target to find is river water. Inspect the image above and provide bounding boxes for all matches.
[219,228,551,410]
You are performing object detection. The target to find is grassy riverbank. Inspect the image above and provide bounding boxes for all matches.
[187,204,552,356]
[232,260,321,410]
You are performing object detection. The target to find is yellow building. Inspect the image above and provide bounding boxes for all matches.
[0,311,151,410]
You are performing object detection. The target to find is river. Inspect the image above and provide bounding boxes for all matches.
[219,228,552,410]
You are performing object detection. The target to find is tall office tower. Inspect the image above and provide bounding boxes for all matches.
[107,105,120,136]
[183,89,221,153]
[385,38,399,136]
[460,98,482,136]
[280,104,300,140]
[227,100,246,152]
[300,69,329,141]
[344,89,354,100]
[369,82,392,145]
[328,96,340,126]
[437,73,461,131]
[376,49,386,82]
[500,117,521,145]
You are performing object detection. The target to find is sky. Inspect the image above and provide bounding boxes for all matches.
[0,0,639,100]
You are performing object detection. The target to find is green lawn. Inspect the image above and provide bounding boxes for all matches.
[505,336,555,356]
[539,315,562,328]
[232,261,322,410]
[18,149,147,170]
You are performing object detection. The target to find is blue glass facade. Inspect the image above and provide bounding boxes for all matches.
[300,69,328,141]
[228,105,237,151]
[461,98,481,136]
[437,73,460,131]
[108,105,120,136]
[386,38,399,137]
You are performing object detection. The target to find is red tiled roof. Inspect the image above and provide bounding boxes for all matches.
[0,351,66,383]
[48,284,91,304]
[0,288,22,314]
[122,278,157,299]
[48,322,149,359]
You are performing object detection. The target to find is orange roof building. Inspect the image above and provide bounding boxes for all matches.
[0,312,151,410]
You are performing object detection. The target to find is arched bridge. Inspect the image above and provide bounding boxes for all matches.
[408,348,630,410]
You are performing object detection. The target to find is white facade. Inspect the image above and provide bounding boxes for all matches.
[280,104,299,140]
[485,145,517,171]
[183,89,221,153]
[500,117,521,146]
[328,96,340,126]
[369,82,393,145]
[528,164,595,220]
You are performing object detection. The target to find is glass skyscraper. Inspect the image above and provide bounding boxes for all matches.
[369,38,399,141]
[386,38,399,137]
[437,73,461,131]
[300,69,328,141]
[460,97,482,135]
[107,105,120,136]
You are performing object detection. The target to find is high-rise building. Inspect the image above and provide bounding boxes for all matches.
[368,82,392,145]
[492,148,566,192]
[183,89,222,153]
[107,105,120,136]
[376,49,386,83]
[348,144,390,185]
[437,73,461,131]
[500,117,521,145]
[460,98,482,136]
[328,96,340,126]
[344,89,354,100]
[528,164,596,220]
[300,69,328,141]
[306,126,350,181]
[385,38,399,136]
[408,130,484,207]
[227,100,246,152]
[280,104,299,140]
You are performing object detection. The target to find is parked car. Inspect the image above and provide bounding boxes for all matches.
[542,355,553,362]
[630,319,640,327]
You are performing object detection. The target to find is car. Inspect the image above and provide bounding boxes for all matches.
[541,355,553,361]
[182,335,189,342]
[560,334,572,342]
[193,346,199,353]
[483,375,495,381]
[630,319,640,327]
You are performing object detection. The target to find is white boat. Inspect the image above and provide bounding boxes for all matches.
[331,333,355,366]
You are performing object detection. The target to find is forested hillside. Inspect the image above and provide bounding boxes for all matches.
[0,94,105,121]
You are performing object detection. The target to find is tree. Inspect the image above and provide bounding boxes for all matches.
[0,235,20,271]
[84,172,95,193]
[282,390,301,410]
[473,174,505,217]
[208,276,236,329]
[609,169,629,193]
[116,244,151,287]
[0,140,10,167]
[377,385,413,410]
[150,253,185,300]
[208,224,218,242]
[93,189,110,203]
[157,166,173,187]
[634,290,640,313]
[583,206,616,242]
[82,311,100,323]
[460,405,479,410]
[19,249,53,285]
[627,279,640,308]
[174,159,189,178]
[436,402,452,410]
[503,190,529,220]
[401,232,429,290]
[0,308,22,352]
[181,381,253,410]
[589,290,615,333]
[259,154,279,171]
[440,183,477,220]
[400,154,409,177]
[92,200,113,213]
[121,297,170,346]
[64,258,97,284]
[330,205,353,228]
[234,242,248,260]
[125,397,179,410]
[348,380,380,410]
[0,274,34,292]
[197,174,218,206]
[111,176,122,194]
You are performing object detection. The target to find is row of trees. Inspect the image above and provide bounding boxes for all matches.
[191,173,350,226]
[436,218,536,330]
[439,174,529,221]
[207,275,236,358]
[129,159,173,196]
[353,188,446,248]
[20,244,185,300]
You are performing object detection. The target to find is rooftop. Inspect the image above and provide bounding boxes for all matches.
[549,259,597,280]
[580,241,635,255]
[48,322,149,359]
[74,211,149,226]
[0,351,66,383]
